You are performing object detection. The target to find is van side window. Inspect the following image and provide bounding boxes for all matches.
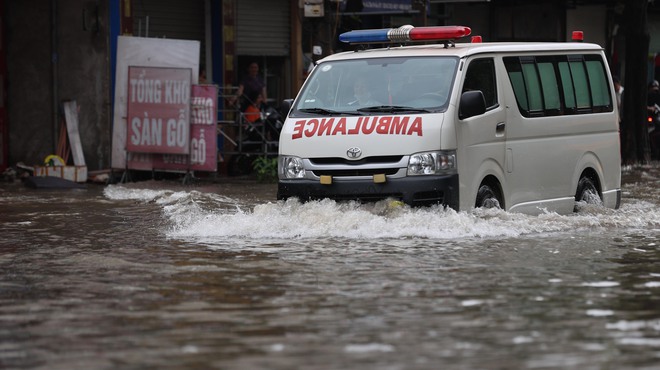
[521,61,543,112]
[586,58,611,111]
[569,58,591,109]
[504,54,612,117]
[463,58,497,109]
[558,61,576,111]
[504,60,528,111]
[537,60,561,113]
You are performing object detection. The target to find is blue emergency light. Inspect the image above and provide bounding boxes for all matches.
[339,25,471,44]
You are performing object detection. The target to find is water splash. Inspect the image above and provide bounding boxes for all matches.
[103,184,660,242]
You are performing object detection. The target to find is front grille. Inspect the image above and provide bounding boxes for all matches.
[309,156,403,166]
[312,168,400,177]
[309,155,404,178]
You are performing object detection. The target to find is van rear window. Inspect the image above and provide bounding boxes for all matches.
[504,54,613,117]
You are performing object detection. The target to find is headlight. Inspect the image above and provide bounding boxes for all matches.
[279,156,306,179]
[407,151,456,176]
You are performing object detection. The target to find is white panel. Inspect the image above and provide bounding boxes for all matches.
[111,37,200,169]
[237,0,290,56]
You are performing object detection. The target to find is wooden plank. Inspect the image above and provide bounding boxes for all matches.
[56,120,69,164]
[63,100,86,166]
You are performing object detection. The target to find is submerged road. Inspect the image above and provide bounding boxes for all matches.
[1,164,659,369]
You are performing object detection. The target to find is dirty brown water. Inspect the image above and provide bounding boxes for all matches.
[1,165,659,370]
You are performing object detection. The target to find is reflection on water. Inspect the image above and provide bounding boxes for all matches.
[0,164,659,369]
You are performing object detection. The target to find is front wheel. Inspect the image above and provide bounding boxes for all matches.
[475,184,502,209]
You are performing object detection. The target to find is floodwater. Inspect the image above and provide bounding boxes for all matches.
[1,165,659,370]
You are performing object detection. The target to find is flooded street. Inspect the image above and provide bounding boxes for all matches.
[1,165,660,370]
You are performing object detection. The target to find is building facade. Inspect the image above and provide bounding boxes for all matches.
[0,0,656,173]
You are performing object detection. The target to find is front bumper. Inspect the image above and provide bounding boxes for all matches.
[277,174,459,209]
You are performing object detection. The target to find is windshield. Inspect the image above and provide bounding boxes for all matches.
[293,56,458,116]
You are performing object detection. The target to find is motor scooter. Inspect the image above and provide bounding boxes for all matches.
[228,103,284,176]
[648,104,660,132]
[649,104,660,159]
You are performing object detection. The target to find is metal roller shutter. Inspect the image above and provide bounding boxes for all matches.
[132,0,205,55]
[236,0,290,56]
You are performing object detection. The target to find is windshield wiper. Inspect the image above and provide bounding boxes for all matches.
[298,108,363,116]
[357,106,432,113]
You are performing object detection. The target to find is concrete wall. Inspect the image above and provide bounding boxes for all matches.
[566,5,607,46]
[6,0,111,171]
[450,1,564,43]
[650,13,660,54]
[448,3,491,42]
[6,1,53,167]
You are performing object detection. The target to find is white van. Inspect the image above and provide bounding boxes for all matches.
[277,25,621,215]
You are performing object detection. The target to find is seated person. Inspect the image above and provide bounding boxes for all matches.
[242,92,281,143]
[243,92,264,123]
[348,77,380,107]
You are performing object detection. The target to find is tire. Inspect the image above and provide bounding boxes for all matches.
[574,176,602,211]
[228,154,254,176]
[475,184,502,209]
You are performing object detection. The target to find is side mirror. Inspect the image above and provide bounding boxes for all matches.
[459,90,486,120]
[280,99,294,118]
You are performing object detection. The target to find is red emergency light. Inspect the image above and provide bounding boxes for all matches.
[339,25,472,44]
[572,31,584,42]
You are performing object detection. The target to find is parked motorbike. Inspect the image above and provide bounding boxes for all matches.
[648,103,660,133]
[228,103,284,176]
[649,104,660,159]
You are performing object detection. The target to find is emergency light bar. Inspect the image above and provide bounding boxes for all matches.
[339,25,471,44]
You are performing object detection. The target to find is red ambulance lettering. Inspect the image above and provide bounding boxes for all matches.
[389,116,409,134]
[292,120,306,139]
[290,116,423,140]
[304,119,319,137]
[347,117,362,135]
[408,117,423,136]
[331,118,347,135]
[317,118,332,136]
[376,116,392,134]
[362,117,376,134]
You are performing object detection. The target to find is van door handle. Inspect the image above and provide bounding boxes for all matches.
[496,122,506,133]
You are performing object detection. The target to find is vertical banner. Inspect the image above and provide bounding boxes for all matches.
[126,66,191,154]
[189,85,218,172]
[152,85,218,172]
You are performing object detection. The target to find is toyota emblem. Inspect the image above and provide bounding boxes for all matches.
[347,147,362,159]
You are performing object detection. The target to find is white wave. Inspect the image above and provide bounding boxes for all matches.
[103,185,174,202]
[606,320,660,331]
[102,184,660,242]
[586,309,614,317]
[581,281,620,288]
[617,337,660,347]
[344,343,395,353]
[461,299,484,307]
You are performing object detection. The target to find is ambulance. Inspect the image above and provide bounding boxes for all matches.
[277,25,621,215]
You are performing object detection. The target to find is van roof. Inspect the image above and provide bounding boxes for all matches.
[319,42,604,63]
